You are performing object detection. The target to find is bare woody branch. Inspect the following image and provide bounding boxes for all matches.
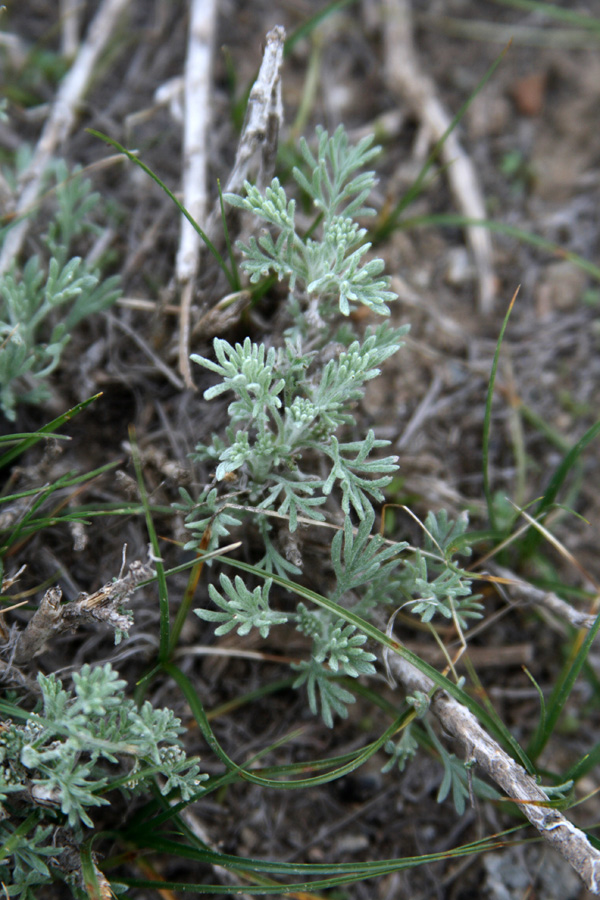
[222,25,286,197]
[389,653,600,894]
[10,560,153,665]
[491,564,597,631]
[0,0,132,276]
[382,0,496,314]
[176,0,218,388]
[194,26,285,342]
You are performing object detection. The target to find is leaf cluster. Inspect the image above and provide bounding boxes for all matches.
[0,663,206,895]
[182,126,482,728]
[225,124,396,319]
[400,510,483,628]
[0,162,121,420]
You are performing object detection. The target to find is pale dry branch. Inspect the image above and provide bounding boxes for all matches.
[198,26,285,338]
[389,652,600,894]
[0,0,131,276]
[222,25,285,196]
[177,0,217,285]
[10,560,153,665]
[59,0,82,58]
[491,564,597,630]
[382,0,496,313]
[177,0,218,388]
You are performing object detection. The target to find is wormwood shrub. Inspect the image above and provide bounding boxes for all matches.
[0,663,206,897]
[0,161,121,420]
[179,126,483,729]
[0,126,486,895]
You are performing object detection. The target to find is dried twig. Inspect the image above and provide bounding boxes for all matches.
[59,0,82,59]
[195,26,285,341]
[389,652,600,894]
[222,25,285,197]
[107,312,185,390]
[10,560,153,665]
[382,0,496,313]
[176,0,218,388]
[491,564,597,630]
[0,0,132,276]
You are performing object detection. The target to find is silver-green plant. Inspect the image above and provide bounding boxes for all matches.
[178,125,482,729]
[0,663,206,896]
[0,161,121,420]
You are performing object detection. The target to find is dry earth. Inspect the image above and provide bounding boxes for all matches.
[2,1,600,898]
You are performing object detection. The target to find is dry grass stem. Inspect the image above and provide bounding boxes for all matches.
[59,0,81,58]
[177,0,218,387]
[382,0,496,313]
[0,0,132,276]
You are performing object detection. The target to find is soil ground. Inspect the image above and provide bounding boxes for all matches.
[2,1,600,898]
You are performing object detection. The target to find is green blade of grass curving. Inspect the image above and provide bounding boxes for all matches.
[518,418,600,561]
[87,130,236,288]
[122,695,373,834]
[0,393,101,470]
[132,724,391,839]
[112,829,515,895]
[163,660,404,791]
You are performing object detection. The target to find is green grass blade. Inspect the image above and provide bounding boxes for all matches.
[527,608,600,761]
[167,554,205,658]
[519,419,600,560]
[564,740,600,784]
[216,177,241,291]
[87,130,236,288]
[129,427,170,661]
[112,829,514,895]
[0,393,101,470]
[1,461,121,555]
[482,288,519,532]
[284,0,357,54]
[163,661,403,791]
[0,432,71,445]
[79,839,109,900]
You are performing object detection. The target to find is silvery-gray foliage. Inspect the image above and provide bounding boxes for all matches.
[0,663,206,895]
[0,162,120,420]
[179,126,481,729]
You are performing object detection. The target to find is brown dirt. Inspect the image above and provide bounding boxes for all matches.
[2,2,600,898]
